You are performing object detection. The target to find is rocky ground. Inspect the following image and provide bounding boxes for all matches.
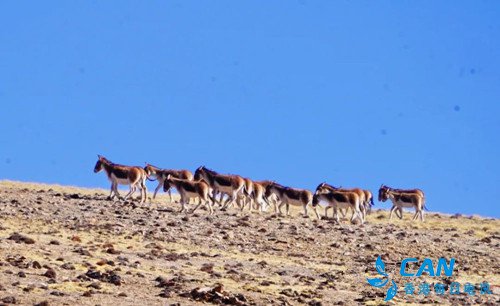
[0,181,498,305]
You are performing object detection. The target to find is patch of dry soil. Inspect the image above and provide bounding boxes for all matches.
[0,182,498,305]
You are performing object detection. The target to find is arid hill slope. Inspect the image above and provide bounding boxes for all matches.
[0,181,498,305]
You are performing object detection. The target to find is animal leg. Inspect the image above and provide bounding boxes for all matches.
[153,183,161,199]
[324,206,330,218]
[256,199,264,213]
[334,208,340,224]
[210,190,218,206]
[313,206,320,219]
[141,181,147,203]
[222,196,232,209]
[239,197,246,211]
[350,207,357,223]
[179,197,187,213]
[361,205,367,221]
[278,202,285,215]
[355,208,364,224]
[303,204,309,217]
[168,189,174,203]
[108,182,117,200]
[340,208,348,218]
[389,206,397,220]
[418,203,425,221]
[247,197,254,212]
[412,208,420,221]
[396,207,403,219]
[123,185,136,200]
[191,199,203,214]
[207,200,214,215]
[114,184,123,200]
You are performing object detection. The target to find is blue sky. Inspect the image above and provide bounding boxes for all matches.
[1,1,499,217]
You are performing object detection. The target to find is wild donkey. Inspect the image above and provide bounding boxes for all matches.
[239,179,267,212]
[253,180,277,211]
[238,177,254,211]
[315,183,368,221]
[163,175,215,214]
[363,189,375,214]
[144,164,193,201]
[265,182,318,219]
[378,185,426,221]
[94,155,148,203]
[312,188,364,224]
[194,166,246,210]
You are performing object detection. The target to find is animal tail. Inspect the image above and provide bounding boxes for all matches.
[370,197,374,206]
[423,197,429,211]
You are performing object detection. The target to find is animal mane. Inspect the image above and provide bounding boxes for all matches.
[101,158,133,168]
[100,157,115,166]
[318,182,337,190]
[272,182,286,189]
[202,167,219,175]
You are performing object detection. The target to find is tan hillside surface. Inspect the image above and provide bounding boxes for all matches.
[0,181,498,305]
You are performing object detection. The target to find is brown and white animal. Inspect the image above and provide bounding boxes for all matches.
[315,183,368,220]
[312,188,364,224]
[144,164,193,201]
[239,179,267,212]
[253,180,277,211]
[236,177,254,211]
[94,155,148,203]
[378,185,426,221]
[264,182,318,219]
[193,166,246,210]
[363,189,375,214]
[163,175,214,214]
[250,181,267,212]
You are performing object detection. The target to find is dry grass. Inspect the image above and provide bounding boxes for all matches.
[0,180,498,305]
[0,179,180,202]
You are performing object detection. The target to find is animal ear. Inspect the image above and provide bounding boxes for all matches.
[98,154,102,159]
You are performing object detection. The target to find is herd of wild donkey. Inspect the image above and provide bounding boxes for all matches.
[93,155,427,223]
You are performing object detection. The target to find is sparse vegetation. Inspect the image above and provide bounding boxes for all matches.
[0,181,498,305]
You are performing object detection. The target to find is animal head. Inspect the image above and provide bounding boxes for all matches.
[264,182,281,199]
[193,166,205,181]
[163,175,173,192]
[143,163,156,176]
[315,182,330,195]
[94,155,107,173]
[312,193,321,207]
[315,182,340,195]
[378,184,390,202]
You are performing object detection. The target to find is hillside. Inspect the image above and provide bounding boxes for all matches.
[0,181,498,305]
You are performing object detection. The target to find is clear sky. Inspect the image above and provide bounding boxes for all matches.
[1,1,499,217]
